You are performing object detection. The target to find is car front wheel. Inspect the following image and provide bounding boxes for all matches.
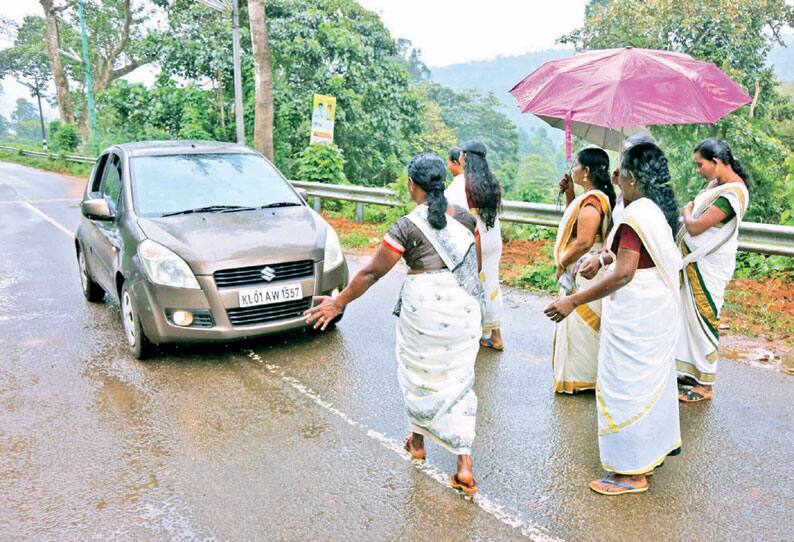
[120,282,153,359]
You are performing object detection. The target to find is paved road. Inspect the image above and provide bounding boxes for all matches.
[1,160,792,541]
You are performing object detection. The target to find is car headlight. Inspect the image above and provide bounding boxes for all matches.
[137,239,200,289]
[323,225,344,271]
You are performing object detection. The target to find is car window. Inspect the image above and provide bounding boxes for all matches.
[130,153,302,217]
[99,154,122,213]
[90,154,110,193]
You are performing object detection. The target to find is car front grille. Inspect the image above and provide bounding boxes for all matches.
[226,297,312,327]
[214,260,315,288]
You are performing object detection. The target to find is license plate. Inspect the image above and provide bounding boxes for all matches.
[237,283,303,308]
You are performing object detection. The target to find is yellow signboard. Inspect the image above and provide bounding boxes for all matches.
[310,94,337,145]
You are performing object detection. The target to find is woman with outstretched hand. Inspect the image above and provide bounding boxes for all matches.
[676,139,751,402]
[544,142,682,496]
[305,153,485,496]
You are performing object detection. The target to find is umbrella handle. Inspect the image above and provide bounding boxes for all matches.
[565,111,573,163]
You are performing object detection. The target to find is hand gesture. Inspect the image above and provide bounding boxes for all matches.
[558,173,573,194]
[304,296,343,331]
[578,254,601,279]
[544,297,576,323]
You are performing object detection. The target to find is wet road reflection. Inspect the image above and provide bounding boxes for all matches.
[1,161,792,541]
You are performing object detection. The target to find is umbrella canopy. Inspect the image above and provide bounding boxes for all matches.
[537,115,648,152]
[510,47,752,129]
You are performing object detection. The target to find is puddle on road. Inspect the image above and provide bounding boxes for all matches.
[720,335,794,376]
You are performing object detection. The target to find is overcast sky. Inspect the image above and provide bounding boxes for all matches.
[357,0,586,66]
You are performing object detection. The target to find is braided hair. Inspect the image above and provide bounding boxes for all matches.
[408,153,448,229]
[462,140,502,229]
[694,138,752,194]
[577,147,616,209]
[621,142,680,234]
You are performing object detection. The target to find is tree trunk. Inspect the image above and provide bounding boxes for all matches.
[247,0,274,160]
[216,67,226,135]
[39,0,74,124]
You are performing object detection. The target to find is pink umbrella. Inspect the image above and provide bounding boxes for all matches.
[509,47,752,160]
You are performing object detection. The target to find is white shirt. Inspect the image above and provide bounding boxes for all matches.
[445,173,468,209]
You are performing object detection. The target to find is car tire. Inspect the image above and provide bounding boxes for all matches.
[120,282,153,360]
[77,246,105,303]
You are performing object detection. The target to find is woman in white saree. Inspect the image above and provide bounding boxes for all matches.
[545,143,682,495]
[306,153,485,495]
[455,140,505,351]
[676,139,751,402]
[552,148,614,394]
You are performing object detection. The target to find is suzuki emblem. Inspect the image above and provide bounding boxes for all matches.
[260,266,276,282]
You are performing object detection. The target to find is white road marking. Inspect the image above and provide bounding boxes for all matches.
[0,197,80,205]
[20,201,75,238]
[245,349,563,542]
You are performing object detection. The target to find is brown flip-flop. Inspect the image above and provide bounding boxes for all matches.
[403,436,425,460]
[679,387,711,403]
[480,338,504,351]
[450,473,478,496]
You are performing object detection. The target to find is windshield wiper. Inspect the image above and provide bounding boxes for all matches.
[161,205,257,217]
[259,202,301,209]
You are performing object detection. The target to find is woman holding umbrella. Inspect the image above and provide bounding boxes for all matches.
[676,139,751,402]
[551,147,615,394]
[545,142,682,495]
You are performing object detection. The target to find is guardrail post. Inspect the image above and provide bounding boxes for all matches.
[313,196,322,213]
[355,202,364,222]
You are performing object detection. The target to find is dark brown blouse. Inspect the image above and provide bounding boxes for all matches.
[383,205,477,271]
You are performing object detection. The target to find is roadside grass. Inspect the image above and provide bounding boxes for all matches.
[0,148,92,178]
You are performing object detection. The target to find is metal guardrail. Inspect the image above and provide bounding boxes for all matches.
[0,144,97,164]
[1,145,791,257]
[291,180,794,257]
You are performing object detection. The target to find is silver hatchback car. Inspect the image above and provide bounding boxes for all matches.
[75,141,349,358]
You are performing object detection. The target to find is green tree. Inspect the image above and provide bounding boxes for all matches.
[0,17,51,145]
[0,114,10,137]
[52,123,80,152]
[420,81,520,186]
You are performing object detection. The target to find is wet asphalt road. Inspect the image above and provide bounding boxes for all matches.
[0,160,792,542]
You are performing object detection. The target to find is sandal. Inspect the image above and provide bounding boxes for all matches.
[679,387,711,403]
[450,473,478,496]
[403,436,425,460]
[589,475,648,496]
[479,337,504,351]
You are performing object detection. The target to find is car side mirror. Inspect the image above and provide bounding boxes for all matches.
[81,198,113,220]
[296,188,309,202]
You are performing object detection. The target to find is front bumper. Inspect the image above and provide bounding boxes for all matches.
[132,260,348,344]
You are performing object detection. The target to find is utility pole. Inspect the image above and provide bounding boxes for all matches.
[77,0,98,155]
[231,0,245,144]
[33,74,48,152]
[196,0,245,145]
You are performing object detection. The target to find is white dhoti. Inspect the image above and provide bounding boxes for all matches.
[596,198,682,474]
[396,272,482,455]
[676,183,749,385]
[552,190,612,393]
[477,215,503,334]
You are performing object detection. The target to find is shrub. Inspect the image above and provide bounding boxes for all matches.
[292,143,347,184]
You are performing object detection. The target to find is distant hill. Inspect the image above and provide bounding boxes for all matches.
[767,33,794,82]
[431,48,574,142]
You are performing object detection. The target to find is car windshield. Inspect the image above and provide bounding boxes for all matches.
[130,153,302,217]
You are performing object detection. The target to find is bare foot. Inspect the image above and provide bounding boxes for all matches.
[456,454,474,486]
[403,432,426,460]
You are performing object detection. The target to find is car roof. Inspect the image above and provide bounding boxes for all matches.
[109,140,260,158]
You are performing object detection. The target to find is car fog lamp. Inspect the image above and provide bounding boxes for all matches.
[172,310,194,327]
